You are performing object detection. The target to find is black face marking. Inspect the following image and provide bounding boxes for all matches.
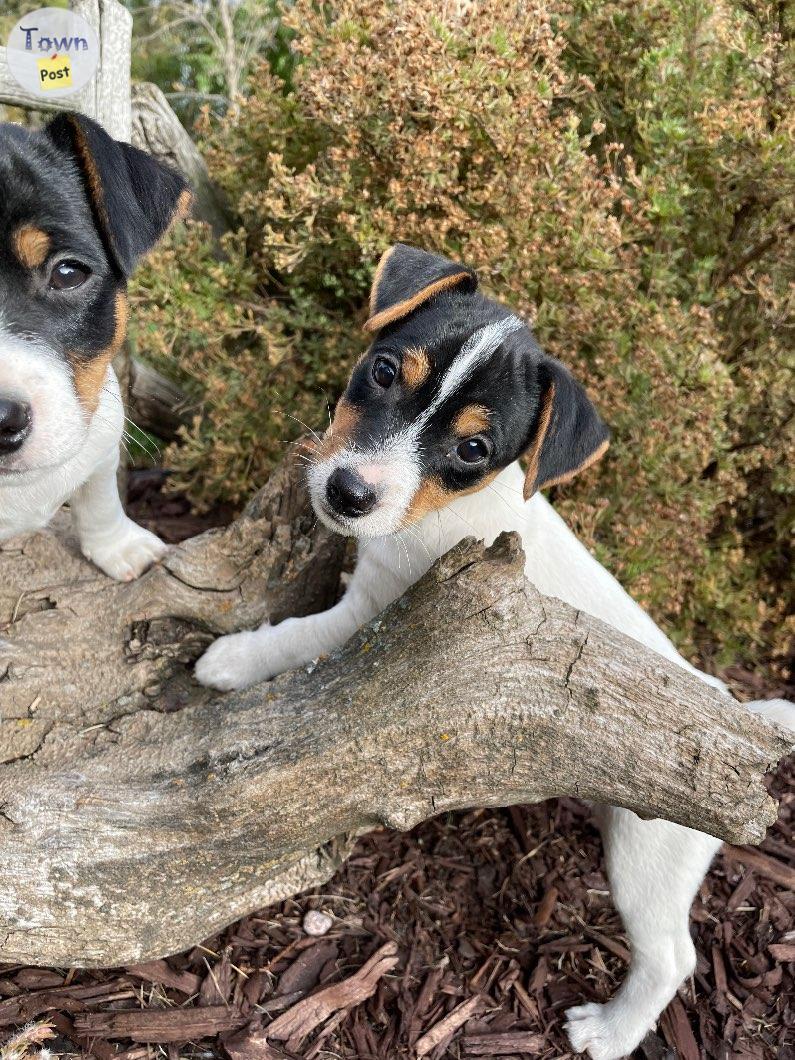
[331,298,535,500]
[320,244,610,529]
[0,114,190,413]
[0,124,119,366]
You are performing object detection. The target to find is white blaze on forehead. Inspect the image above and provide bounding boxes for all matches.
[415,315,523,433]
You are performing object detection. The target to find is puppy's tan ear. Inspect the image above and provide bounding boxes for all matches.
[523,358,610,500]
[365,244,477,333]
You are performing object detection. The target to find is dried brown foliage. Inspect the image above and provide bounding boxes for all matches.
[131,0,793,675]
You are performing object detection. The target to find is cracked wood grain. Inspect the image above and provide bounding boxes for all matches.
[0,450,790,968]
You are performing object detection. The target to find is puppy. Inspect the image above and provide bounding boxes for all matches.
[0,113,190,580]
[197,245,794,1059]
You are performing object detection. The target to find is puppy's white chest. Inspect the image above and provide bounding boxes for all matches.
[0,493,61,538]
[0,470,78,539]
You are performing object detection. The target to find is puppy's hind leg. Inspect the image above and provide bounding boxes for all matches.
[565,808,720,1060]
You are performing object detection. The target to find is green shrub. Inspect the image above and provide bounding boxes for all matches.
[130,0,793,677]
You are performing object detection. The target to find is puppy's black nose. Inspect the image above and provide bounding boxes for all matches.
[326,467,377,518]
[0,399,31,453]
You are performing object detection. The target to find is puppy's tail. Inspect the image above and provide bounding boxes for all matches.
[746,698,795,733]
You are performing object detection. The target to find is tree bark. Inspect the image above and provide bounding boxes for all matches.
[0,450,790,968]
[129,356,191,441]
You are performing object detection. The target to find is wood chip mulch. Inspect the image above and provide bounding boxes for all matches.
[0,752,791,1060]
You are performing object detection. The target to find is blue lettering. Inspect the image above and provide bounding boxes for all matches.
[20,26,38,50]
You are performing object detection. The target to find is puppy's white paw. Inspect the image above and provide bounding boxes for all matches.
[82,520,168,581]
[565,1002,649,1060]
[195,628,277,692]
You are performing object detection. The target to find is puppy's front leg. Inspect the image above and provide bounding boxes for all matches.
[71,455,167,581]
[195,544,413,692]
[194,597,362,692]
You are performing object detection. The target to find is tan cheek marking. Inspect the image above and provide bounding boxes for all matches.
[453,403,490,437]
[402,347,431,389]
[13,225,51,269]
[404,470,499,525]
[317,399,359,460]
[70,291,130,415]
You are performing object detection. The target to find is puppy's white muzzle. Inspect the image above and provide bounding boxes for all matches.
[308,445,421,539]
[0,324,88,477]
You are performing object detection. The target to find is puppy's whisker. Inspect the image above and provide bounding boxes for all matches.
[399,522,433,568]
[492,479,523,495]
[281,411,323,444]
[485,481,524,520]
[392,535,404,574]
[447,506,481,538]
[394,529,413,578]
[124,421,162,460]
[120,428,160,464]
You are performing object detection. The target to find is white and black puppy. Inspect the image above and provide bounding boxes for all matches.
[0,113,191,580]
[197,245,794,1059]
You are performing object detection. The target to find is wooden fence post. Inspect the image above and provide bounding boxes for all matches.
[0,0,132,139]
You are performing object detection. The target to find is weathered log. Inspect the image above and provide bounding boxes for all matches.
[129,356,191,440]
[0,450,790,968]
[131,81,232,237]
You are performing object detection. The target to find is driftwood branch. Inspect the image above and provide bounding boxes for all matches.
[131,81,232,237]
[0,451,790,968]
[129,356,191,440]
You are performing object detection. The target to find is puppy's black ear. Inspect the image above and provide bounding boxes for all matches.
[364,243,477,333]
[523,357,610,500]
[46,112,192,277]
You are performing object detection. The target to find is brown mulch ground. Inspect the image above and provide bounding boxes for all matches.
[1,477,791,1060]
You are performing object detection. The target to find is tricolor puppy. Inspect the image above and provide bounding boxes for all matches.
[0,113,190,579]
[196,245,794,1060]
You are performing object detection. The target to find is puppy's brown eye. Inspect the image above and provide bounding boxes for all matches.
[49,260,91,291]
[372,357,397,388]
[456,437,491,463]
